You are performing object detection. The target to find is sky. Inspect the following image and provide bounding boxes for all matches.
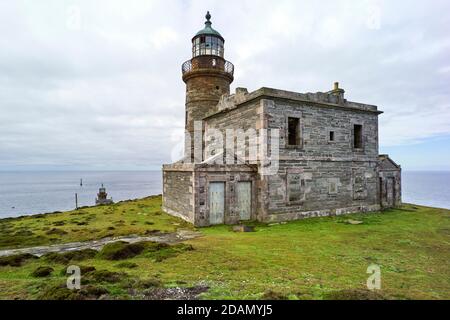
[0,0,449,171]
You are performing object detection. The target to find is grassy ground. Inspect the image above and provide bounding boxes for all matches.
[0,195,193,249]
[0,196,449,300]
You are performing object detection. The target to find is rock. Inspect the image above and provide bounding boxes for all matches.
[232,225,255,233]
[345,219,364,225]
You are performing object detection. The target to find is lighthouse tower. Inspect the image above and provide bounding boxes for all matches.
[182,11,234,162]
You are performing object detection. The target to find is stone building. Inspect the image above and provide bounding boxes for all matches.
[162,12,401,227]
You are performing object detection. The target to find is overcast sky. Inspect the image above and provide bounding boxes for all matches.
[0,0,449,171]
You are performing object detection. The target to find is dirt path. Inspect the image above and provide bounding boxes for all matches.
[0,230,201,257]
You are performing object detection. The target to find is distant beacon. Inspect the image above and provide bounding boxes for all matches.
[96,184,113,205]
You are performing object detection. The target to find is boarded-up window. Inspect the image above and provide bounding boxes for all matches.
[353,124,363,149]
[287,174,303,203]
[288,117,300,146]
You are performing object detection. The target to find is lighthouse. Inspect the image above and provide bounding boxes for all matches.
[181,11,234,162]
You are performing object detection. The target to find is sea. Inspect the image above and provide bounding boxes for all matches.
[0,170,449,219]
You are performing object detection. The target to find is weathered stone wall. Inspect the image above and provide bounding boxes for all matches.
[162,166,194,223]
[265,160,379,221]
[183,63,233,161]
[267,98,379,159]
[204,99,261,162]
[205,100,260,137]
[262,98,381,220]
[185,74,232,134]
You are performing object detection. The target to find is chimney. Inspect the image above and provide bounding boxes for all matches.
[329,81,345,101]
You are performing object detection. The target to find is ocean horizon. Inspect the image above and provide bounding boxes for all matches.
[0,170,449,219]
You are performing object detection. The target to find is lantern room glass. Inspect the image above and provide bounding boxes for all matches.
[192,35,224,58]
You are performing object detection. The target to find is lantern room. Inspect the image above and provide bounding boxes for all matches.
[192,11,224,58]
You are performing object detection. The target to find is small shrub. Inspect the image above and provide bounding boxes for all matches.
[31,266,54,277]
[38,283,108,300]
[138,278,162,289]
[0,253,38,267]
[98,241,147,261]
[84,270,126,283]
[81,285,109,298]
[37,285,79,300]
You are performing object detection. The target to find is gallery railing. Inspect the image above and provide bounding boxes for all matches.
[182,56,234,77]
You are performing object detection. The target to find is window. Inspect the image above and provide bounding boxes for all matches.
[192,36,224,57]
[353,124,363,149]
[329,181,337,194]
[329,131,335,142]
[288,117,300,146]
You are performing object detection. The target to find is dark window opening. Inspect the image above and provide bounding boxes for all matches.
[353,124,363,149]
[200,36,205,43]
[288,117,300,146]
[329,131,335,142]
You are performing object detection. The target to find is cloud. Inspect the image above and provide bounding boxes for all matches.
[0,0,449,170]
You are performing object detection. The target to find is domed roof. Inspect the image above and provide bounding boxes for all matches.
[194,11,224,41]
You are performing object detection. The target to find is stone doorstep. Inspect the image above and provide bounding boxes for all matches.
[0,230,202,258]
[232,225,255,233]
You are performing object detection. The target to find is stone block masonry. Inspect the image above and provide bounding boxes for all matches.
[161,13,401,227]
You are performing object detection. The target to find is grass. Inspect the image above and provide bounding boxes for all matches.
[0,195,192,250]
[0,197,449,300]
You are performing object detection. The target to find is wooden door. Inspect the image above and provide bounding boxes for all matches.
[209,182,225,225]
[237,182,252,221]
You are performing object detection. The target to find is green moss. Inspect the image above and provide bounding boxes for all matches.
[31,266,54,278]
[59,265,96,276]
[115,262,138,269]
[37,283,109,300]
[143,243,194,262]
[84,270,127,284]
[98,242,147,261]
[0,253,38,267]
